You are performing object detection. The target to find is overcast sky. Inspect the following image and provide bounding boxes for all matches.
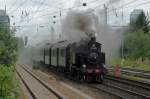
[0,0,150,45]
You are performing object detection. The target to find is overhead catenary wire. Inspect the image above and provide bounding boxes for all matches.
[36,0,75,11]
[17,0,147,27]
[15,0,47,29]
[8,0,29,15]
[7,0,18,13]
[12,0,131,29]
[6,0,74,12]
[20,0,46,24]
[12,1,149,41]
[20,0,139,24]
[15,0,104,24]
[16,0,150,33]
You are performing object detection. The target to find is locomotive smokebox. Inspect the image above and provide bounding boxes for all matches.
[91,37,96,42]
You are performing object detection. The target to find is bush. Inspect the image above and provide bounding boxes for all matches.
[0,65,19,99]
[32,65,40,70]
[0,23,17,65]
[123,30,150,60]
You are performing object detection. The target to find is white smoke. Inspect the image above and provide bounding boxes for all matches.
[107,0,121,4]
[62,9,123,65]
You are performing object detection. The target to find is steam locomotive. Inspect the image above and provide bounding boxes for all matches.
[33,37,106,83]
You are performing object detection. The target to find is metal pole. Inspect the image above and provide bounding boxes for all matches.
[122,8,124,59]
[59,9,62,39]
[104,4,107,25]
[121,40,124,59]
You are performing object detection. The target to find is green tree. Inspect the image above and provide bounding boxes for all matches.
[123,30,150,60]
[0,23,17,65]
[130,10,149,33]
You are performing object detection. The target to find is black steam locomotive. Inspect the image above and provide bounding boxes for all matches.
[33,37,106,82]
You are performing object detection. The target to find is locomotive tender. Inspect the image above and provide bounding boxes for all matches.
[33,37,106,82]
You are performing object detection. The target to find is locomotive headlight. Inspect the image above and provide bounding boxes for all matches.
[102,64,106,68]
[82,64,86,68]
[95,69,101,73]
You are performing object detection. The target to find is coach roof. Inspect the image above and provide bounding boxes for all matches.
[51,40,70,49]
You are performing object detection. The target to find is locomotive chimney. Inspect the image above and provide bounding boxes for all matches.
[91,37,96,42]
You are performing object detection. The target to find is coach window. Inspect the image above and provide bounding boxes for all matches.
[59,49,62,57]
[45,49,47,55]
[46,49,48,56]
[52,49,54,56]
[61,49,64,57]
[53,49,55,56]
[47,49,49,55]
[46,49,47,55]
[54,49,56,56]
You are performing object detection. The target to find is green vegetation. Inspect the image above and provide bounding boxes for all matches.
[0,20,18,98]
[32,65,41,70]
[130,10,149,33]
[123,30,150,60]
[117,10,150,71]
[0,65,19,99]
[0,23,17,65]
[111,59,150,71]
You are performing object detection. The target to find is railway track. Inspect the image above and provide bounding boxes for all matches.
[19,64,150,99]
[87,75,150,99]
[16,65,65,99]
[41,65,150,99]
[106,75,150,91]
[108,67,150,79]
[117,67,150,74]
[16,68,37,99]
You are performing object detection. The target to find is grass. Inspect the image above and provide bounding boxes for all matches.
[32,65,41,70]
[111,59,150,72]
[0,65,20,99]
